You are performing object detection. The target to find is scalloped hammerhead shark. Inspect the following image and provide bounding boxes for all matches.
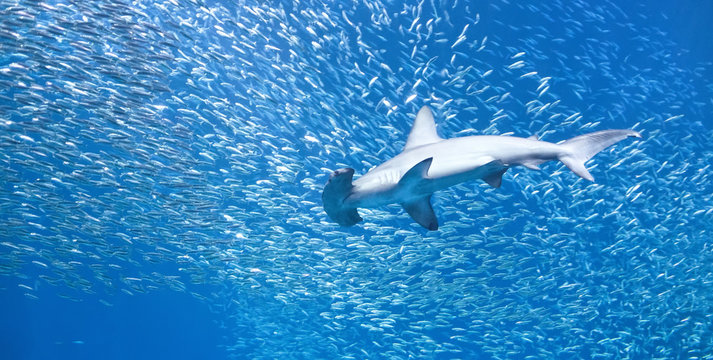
[323,106,641,230]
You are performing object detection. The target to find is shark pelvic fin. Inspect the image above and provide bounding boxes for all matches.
[322,168,362,226]
[404,106,443,151]
[402,195,438,231]
[483,168,508,188]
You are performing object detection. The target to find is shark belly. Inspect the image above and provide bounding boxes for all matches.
[347,140,509,208]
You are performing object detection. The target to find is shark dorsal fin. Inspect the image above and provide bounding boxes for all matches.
[402,195,438,230]
[404,106,443,151]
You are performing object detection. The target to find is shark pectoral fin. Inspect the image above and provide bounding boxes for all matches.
[398,157,433,187]
[322,168,362,226]
[398,159,437,229]
[402,196,438,231]
[483,168,508,188]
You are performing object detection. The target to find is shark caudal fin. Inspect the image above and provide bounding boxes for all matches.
[322,168,362,226]
[558,129,642,181]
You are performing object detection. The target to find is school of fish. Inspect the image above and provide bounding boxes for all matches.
[1,0,712,358]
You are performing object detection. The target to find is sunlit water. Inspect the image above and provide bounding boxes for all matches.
[1,0,712,359]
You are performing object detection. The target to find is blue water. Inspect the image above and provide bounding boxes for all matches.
[1,0,712,359]
[1,285,224,359]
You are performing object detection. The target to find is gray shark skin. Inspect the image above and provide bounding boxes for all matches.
[323,106,642,230]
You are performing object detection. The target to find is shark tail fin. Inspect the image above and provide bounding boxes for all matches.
[558,129,642,182]
[322,168,362,226]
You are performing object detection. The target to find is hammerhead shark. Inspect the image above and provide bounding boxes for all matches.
[323,106,641,230]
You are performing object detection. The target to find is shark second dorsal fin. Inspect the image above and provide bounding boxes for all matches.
[402,195,438,230]
[404,106,443,151]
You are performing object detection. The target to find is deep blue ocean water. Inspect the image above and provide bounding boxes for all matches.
[1,0,712,359]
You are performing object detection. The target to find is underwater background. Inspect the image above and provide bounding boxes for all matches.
[1,0,712,359]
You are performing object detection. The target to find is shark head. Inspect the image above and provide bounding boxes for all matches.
[322,167,362,226]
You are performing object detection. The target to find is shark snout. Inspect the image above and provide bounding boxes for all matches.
[329,168,354,181]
